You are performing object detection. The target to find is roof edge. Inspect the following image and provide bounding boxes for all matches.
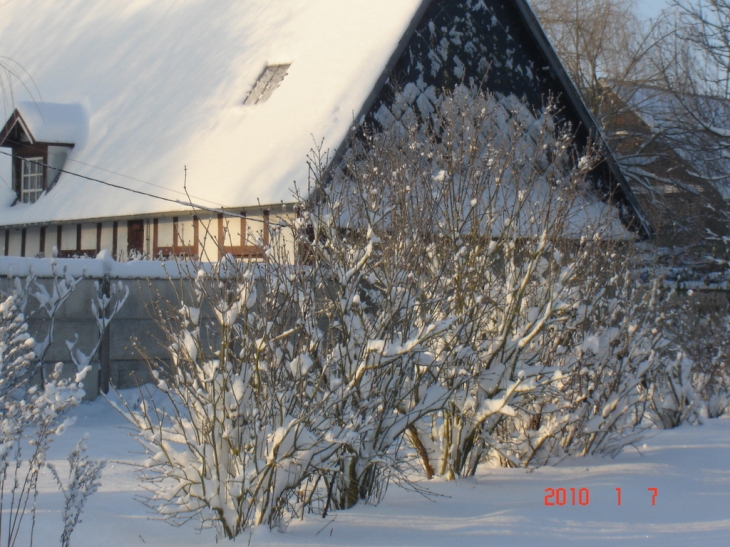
[323,0,435,176]
[0,202,291,230]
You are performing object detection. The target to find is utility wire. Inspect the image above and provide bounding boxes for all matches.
[0,149,285,227]
[2,138,224,206]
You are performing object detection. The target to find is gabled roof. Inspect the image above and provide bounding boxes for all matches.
[598,81,730,247]
[0,0,650,236]
[0,102,87,147]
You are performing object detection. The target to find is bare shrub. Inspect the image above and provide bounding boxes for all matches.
[0,292,95,547]
[0,262,115,547]
[656,293,730,423]
[121,85,684,538]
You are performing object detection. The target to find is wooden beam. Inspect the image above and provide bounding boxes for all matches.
[39,226,46,257]
[152,218,159,257]
[112,221,118,258]
[193,215,199,258]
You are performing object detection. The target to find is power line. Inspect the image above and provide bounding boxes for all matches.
[0,149,284,227]
[2,138,225,206]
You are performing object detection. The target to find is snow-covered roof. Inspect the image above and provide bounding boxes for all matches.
[0,0,424,226]
[4,102,89,146]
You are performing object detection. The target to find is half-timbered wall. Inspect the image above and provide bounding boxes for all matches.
[1,206,292,261]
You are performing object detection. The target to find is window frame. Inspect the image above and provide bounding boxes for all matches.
[20,156,44,203]
[11,144,49,204]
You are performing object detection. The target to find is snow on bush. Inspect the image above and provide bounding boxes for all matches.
[119,85,727,539]
[654,293,730,424]
[0,261,119,546]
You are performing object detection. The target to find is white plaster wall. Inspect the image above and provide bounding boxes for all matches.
[81,223,96,251]
[100,222,114,253]
[7,230,21,256]
[176,216,195,248]
[157,217,174,247]
[25,227,41,257]
[271,210,296,263]
[49,226,61,255]
[199,214,219,261]
[61,224,77,251]
[116,222,128,260]
[219,215,242,248]
[246,212,265,247]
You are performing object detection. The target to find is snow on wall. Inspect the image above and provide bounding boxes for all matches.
[0,0,424,227]
[0,253,198,280]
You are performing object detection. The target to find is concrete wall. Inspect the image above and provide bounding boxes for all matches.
[2,258,728,401]
[0,275,201,399]
[0,207,298,398]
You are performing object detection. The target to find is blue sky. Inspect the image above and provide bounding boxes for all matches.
[635,0,673,20]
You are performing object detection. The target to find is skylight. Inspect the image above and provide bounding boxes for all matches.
[243,64,291,105]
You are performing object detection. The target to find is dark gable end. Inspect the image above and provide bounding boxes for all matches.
[352,0,653,237]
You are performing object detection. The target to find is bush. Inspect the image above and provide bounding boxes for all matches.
[0,261,119,547]
[121,85,689,538]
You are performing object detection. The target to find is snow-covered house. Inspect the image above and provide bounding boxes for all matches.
[0,0,650,260]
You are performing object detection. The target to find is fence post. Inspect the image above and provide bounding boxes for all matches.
[99,274,111,394]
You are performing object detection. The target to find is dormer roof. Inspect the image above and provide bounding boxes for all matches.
[0,102,87,148]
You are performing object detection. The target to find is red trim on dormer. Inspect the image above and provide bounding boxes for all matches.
[2,109,77,203]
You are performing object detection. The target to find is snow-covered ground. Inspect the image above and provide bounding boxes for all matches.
[33,392,730,546]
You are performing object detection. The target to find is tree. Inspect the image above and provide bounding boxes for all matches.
[652,0,730,201]
[529,0,661,118]
[0,277,106,547]
[532,0,730,250]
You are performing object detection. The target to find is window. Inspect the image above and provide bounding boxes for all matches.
[20,157,44,203]
[244,64,291,105]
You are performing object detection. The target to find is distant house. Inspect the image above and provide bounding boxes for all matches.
[599,82,730,251]
[0,0,650,260]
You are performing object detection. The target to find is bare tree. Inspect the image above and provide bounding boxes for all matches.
[652,0,730,201]
[532,0,730,250]
[530,0,661,118]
